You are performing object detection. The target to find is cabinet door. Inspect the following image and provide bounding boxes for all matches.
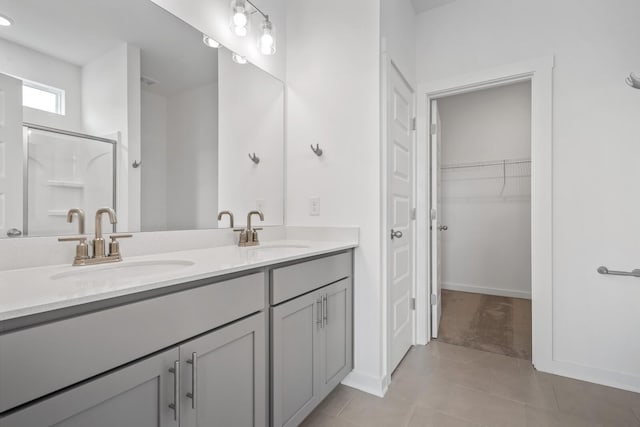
[0,348,179,427]
[271,290,323,427]
[180,312,266,427]
[319,278,353,399]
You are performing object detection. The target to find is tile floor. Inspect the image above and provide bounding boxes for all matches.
[302,342,640,427]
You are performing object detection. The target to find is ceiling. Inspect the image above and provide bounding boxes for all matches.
[0,0,218,96]
[411,0,458,13]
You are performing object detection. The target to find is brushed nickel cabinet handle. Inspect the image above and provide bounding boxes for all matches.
[317,298,323,328]
[168,360,180,421]
[186,353,198,409]
[323,295,328,327]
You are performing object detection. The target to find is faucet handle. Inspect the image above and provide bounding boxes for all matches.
[107,234,132,259]
[58,235,89,265]
[109,233,133,241]
[58,235,88,243]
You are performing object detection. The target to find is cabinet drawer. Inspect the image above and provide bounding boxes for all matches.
[270,252,351,305]
[0,272,265,413]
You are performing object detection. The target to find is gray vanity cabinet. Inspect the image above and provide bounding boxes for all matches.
[180,312,266,427]
[271,253,353,427]
[318,278,353,399]
[0,348,180,427]
[271,288,324,427]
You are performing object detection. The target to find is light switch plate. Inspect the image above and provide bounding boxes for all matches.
[309,197,320,216]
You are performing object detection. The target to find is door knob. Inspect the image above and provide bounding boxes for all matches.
[390,229,403,239]
[6,228,22,237]
[438,225,448,231]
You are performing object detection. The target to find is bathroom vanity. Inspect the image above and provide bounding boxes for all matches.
[0,243,354,427]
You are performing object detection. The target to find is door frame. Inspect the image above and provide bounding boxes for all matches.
[415,56,554,371]
[382,53,417,385]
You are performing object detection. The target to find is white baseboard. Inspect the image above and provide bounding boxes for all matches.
[442,282,531,300]
[341,370,389,397]
[535,358,640,394]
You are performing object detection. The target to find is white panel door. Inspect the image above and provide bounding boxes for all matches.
[430,100,443,338]
[0,73,23,238]
[388,63,415,372]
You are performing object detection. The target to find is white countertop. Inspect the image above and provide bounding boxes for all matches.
[0,240,356,322]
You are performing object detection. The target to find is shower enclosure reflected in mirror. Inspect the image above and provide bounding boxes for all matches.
[0,0,284,238]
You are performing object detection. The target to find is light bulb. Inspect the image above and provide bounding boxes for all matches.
[0,14,13,26]
[232,9,247,27]
[202,34,220,48]
[234,25,248,37]
[232,52,247,65]
[230,0,249,38]
[258,18,276,55]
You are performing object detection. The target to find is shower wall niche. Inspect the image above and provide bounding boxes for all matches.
[25,126,115,237]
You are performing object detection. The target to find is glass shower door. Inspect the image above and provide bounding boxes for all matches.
[25,126,116,237]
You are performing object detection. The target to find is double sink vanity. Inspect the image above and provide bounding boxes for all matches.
[0,231,357,427]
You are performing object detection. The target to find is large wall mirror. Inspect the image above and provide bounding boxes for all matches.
[0,0,284,238]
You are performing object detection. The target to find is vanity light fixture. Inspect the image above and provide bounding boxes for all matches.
[229,0,276,56]
[258,16,276,55]
[0,13,13,26]
[230,0,249,37]
[202,34,220,48]
[232,52,248,64]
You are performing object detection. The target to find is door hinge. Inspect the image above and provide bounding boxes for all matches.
[430,208,437,221]
[430,123,437,135]
[410,298,416,310]
[410,208,417,220]
[411,117,417,131]
[430,294,438,306]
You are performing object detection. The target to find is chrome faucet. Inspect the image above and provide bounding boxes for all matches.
[234,210,264,247]
[217,210,235,228]
[59,207,132,266]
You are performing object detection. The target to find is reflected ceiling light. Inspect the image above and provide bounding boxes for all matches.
[0,13,13,26]
[230,0,249,37]
[202,34,220,48]
[258,17,276,55]
[232,52,248,65]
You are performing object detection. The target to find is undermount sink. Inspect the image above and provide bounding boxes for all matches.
[51,260,195,282]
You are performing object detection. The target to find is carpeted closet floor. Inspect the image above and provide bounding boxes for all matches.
[437,289,532,360]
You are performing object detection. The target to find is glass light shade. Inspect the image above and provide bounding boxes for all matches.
[258,18,276,55]
[230,0,249,38]
[202,34,220,48]
[231,52,248,64]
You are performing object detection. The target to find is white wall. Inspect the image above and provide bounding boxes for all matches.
[0,38,82,132]
[141,90,168,231]
[150,0,286,80]
[438,82,531,299]
[417,0,640,391]
[82,43,141,233]
[286,0,385,395]
[381,0,417,86]
[166,83,219,230]
[218,51,283,227]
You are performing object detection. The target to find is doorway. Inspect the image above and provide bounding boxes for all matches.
[430,82,533,359]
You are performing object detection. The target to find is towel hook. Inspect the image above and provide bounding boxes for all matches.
[132,160,142,168]
[626,72,640,89]
[310,143,323,156]
[248,153,260,164]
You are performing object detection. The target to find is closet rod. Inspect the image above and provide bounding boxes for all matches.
[441,159,531,170]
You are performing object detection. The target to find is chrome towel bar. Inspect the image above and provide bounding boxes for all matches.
[597,266,640,278]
